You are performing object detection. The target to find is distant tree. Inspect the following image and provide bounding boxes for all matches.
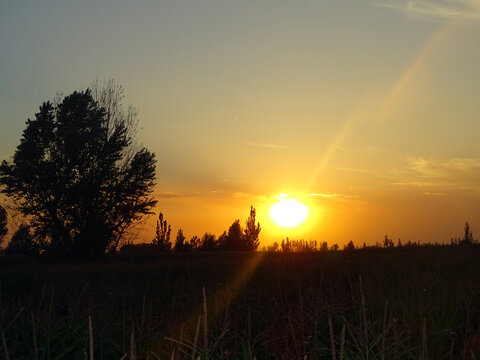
[0,87,157,258]
[223,219,244,250]
[152,213,171,251]
[5,224,38,256]
[244,206,261,251]
[189,235,201,250]
[288,239,317,252]
[281,238,291,252]
[267,242,279,252]
[319,241,329,252]
[384,235,394,248]
[397,238,403,248]
[200,233,217,251]
[461,222,474,245]
[173,229,187,252]
[0,205,7,248]
[216,231,228,250]
[330,243,339,251]
[344,240,355,251]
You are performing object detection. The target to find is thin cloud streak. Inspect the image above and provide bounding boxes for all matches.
[393,157,480,192]
[377,0,480,23]
[423,191,447,196]
[244,141,288,149]
[309,193,343,198]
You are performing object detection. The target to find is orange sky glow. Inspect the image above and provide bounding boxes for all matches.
[2,1,480,247]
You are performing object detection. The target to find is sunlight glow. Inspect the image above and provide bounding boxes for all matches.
[271,197,309,228]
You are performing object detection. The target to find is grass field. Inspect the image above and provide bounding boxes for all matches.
[1,246,480,359]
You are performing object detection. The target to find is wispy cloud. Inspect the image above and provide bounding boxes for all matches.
[309,193,343,198]
[409,157,480,179]
[423,191,447,196]
[377,0,480,23]
[394,157,480,193]
[154,191,199,199]
[244,141,288,150]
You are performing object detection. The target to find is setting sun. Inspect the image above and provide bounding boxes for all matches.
[270,196,309,228]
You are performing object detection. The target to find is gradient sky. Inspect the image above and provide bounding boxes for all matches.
[2,0,480,247]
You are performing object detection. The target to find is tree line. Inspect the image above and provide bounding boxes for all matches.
[262,222,478,253]
[121,206,261,254]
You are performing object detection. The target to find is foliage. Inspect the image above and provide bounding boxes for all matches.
[461,221,474,245]
[244,206,261,251]
[216,206,261,251]
[173,228,187,252]
[189,235,201,250]
[152,212,171,251]
[200,233,217,251]
[0,204,7,247]
[0,87,157,259]
[319,241,329,252]
[219,219,243,250]
[5,224,38,256]
[383,234,394,248]
[267,241,280,252]
[344,240,355,251]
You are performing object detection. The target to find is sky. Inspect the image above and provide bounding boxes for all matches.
[1,0,480,247]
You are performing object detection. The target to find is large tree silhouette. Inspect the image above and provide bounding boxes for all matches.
[0,89,157,258]
[0,204,7,247]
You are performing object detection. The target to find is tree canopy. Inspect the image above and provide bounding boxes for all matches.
[244,206,261,251]
[0,88,157,258]
[0,204,7,247]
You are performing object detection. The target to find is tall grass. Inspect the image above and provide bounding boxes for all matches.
[1,247,480,359]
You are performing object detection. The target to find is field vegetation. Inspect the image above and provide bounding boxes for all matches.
[2,246,480,359]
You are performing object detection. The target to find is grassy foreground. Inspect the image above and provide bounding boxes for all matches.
[1,247,480,359]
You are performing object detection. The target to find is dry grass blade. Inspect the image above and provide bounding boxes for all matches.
[192,315,201,360]
[130,322,136,360]
[165,335,203,352]
[381,300,388,360]
[88,315,94,360]
[449,338,454,360]
[359,275,368,345]
[328,313,336,360]
[150,351,161,360]
[32,313,38,360]
[6,307,24,330]
[422,317,428,360]
[141,293,146,335]
[247,306,252,359]
[202,287,209,360]
[339,322,345,360]
[2,331,10,360]
[209,325,229,354]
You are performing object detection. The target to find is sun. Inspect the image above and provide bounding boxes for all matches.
[270,195,309,228]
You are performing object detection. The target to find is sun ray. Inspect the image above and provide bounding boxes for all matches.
[305,20,456,191]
